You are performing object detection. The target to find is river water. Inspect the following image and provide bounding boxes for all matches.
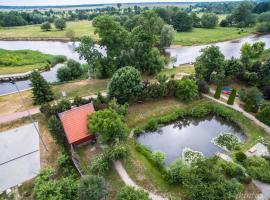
[0,34,269,95]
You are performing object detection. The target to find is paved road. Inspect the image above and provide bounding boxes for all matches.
[0,108,40,124]
[113,160,167,200]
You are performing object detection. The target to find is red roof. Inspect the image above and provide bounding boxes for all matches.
[59,103,95,144]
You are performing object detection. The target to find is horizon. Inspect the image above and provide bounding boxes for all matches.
[0,0,239,7]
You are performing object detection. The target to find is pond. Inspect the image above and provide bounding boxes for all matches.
[137,116,246,165]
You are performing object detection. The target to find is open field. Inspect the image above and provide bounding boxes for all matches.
[0,49,65,74]
[0,20,98,40]
[173,27,256,46]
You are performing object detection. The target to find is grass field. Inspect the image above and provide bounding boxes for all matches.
[173,26,256,46]
[0,20,98,40]
[0,49,66,74]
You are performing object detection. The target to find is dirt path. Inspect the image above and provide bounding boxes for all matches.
[203,91,270,134]
[113,160,167,200]
[0,108,40,124]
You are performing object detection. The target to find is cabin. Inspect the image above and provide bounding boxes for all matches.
[59,103,95,146]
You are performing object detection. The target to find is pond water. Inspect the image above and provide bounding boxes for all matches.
[166,34,270,67]
[137,116,246,165]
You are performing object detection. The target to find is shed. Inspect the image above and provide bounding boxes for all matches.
[59,103,95,145]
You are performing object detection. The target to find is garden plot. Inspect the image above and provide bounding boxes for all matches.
[0,123,40,192]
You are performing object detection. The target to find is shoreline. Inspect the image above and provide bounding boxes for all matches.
[0,37,73,42]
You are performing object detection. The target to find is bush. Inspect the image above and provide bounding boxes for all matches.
[152,151,166,168]
[48,115,65,145]
[175,78,198,102]
[201,13,218,28]
[40,21,51,31]
[256,104,270,126]
[90,153,110,175]
[54,18,66,30]
[108,143,129,160]
[197,80,210,94]
[57,66,72,82]
[166,160,189,184]
[214,83,222,99]
[109,98,129,116]
[235,151,247,163]
[57,59,83,82]
[145,118,158,131]
[263,86,270,100]
[227,88,237,105]
[57,152,77,177]
[220,19,229,27]
[116,186,150,200]
[78,175,108,200]
[245,156,270,183]
[73,96,89,107]
[256,22,270,33]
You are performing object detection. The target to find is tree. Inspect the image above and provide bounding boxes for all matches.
[48,115,65,145]
[30,71,54,104]
[195,45,225,82]
[220,19,229,27]
[75,36,104,77]
[256,104,270,126]
[78,175,108,200]
[57,66,72,82]
[152,151,166,168]
[239,87,262,112]
[172,11,193,32]
[231,1,255,27]
[224,58,243,78]
[263,86,270,100]
[166,160,190,184]
[109,98,129,116]
[175,78,198,102]
[54,18,66,30]
[160,24,175,49]
[65,29,75,39]
[201,13,218,28]
[190,12,201,28]
[40,21,51,31]
[88,108,129,145]
[116,186,150,200]
[57,59,83,82]
[108,66,142,103]
[227,88,237,105]
[214,83,222,99]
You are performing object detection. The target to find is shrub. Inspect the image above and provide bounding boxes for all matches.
[227,88,237,105]
[245,156,270,183]
[40,103,53,118]
[73,96,89,107]
[145,118,158,131]
[108,143,129,160]
[239,87,262,113]
[57,66,72,82]
[201,13,218,28]
[90,153,110,175]
[48,115,65,145]
[263,86,270,100]
[214,83,222,99]
[54,18,66,30]
[256,104,270,126]
[40,21,51,31]
[220,19,229,27]
[57,59,83,82]
[116,186,150,200]
[165,160,189,184]
[197,80,210,94]
[57,152,77,177]
[109,98,129,116]
[175,78,198,102]
[235,151,247,163]
[152,151,166,168]
[78,175,108,200]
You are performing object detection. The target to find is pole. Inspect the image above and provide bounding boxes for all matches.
[10,79,48,152]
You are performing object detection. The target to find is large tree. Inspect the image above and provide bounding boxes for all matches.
[195,45,225,83]
[231,1,255,27]
[108,66,142,103]
[88,108,129,145]
[201,13,218,28]
[172,11,193,32]
[30,71,54,104]
[160,24,175,49]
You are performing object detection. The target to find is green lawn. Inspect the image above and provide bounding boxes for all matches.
[173,26,256,46]
[0,49,65,75]
[0,20,97,40]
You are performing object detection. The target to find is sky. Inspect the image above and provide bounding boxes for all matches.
[0,0,237,6]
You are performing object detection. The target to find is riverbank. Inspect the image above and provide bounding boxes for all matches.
[0,49,66,75]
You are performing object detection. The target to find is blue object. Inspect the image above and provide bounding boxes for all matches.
[223,87,233,91]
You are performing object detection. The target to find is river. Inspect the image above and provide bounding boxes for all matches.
[0,34,269,95]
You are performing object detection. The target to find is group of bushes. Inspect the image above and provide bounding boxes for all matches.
[41,18,66,31]
[57,59,84,82]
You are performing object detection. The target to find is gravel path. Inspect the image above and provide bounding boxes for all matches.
[113,160,168,200]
